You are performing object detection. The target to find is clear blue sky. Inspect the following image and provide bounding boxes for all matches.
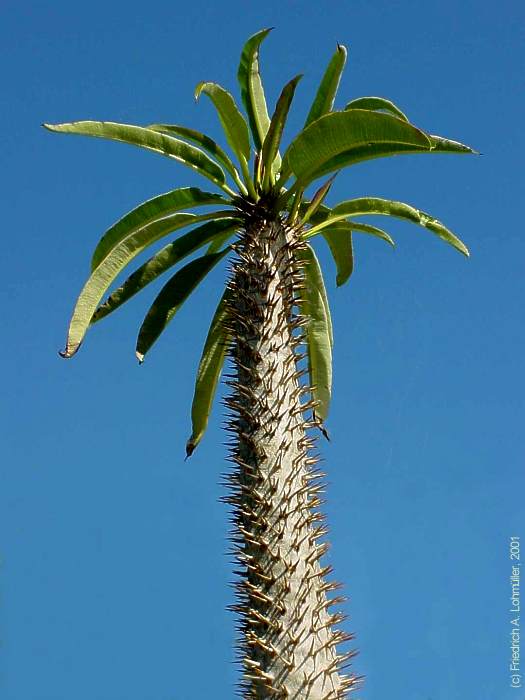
[2,1,523,699]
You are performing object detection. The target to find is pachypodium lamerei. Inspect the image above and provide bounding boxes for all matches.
[45,28,474,698]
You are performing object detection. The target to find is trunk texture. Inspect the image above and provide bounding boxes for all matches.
[224,217,358,699]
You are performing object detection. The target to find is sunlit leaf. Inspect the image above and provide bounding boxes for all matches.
[43,121,233,193]
[91,187,229,271]
[261,75,302,190]
[147,123,244,188]
[92,219,239,323]
[304,44,347,127]
[59,211,234,358]
[345,96,408,121]
[282,110,432,184]
[331,197,469,256]
[195,82,251,163]
[237,28,273,151]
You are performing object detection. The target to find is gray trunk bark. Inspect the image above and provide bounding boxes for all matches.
[224,217,358,698]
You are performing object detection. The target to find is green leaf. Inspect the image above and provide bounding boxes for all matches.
[300,174,337,225]
[195,82,251,163]
[237,28,272,151]
[304,44,347,127]
[186,289,231,457]
[91,187,230,271]
[261,74,302,191]
[43,121,233,194]
[299,244,333,421]
[305,130,478,184]
[92,219,239,323]
[147,123,245,189]
[348,221,395,246]
[321,227,354,287]
[345,96,408,122]
[282,110,432,185]
[136,249,229,363]
[206,227,237,254]
[331,197,469,256]
[60,210,234,358]
[428,133,478,154]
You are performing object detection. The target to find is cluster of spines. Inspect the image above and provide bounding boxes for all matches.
[220,215,360,698]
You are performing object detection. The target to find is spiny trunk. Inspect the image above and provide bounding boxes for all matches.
[223,217,358,699]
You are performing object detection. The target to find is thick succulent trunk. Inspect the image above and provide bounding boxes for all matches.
[224,217,357,699]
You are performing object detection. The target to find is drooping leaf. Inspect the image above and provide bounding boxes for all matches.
[319,221,394,286]
[147,123,245,189]
[43,121,233,194]
[237,28,272,151]
[321,226,354,287]
[330,197,469,256]
[60,210,234,358]
[186,288,231,457]
[136,249,229,363]
[195,82,251,163]
[347,221,395,246]
[304,44,347,127]
[91,187,230,271]
[92,219,240,323]
[298,244,333,421]
[282,110,432,185]
[345,96,408,122]
[206,226,238,254]
[261,74,302,191]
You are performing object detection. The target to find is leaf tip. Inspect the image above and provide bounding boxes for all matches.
[58,343,79,359]
[185,439,196,459]
[136,351,145,364]
[194,81,206,101]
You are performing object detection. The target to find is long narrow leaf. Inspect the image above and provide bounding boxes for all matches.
[298,245,333,421]
[261,75,302,191]
[282,110,432,185]
[195,82,251,163]
[237,28,272,151]
[346,221,395,246]
[147,123,245,188]
[91,187,230,271]
[136,249,229,362]
[206,227,238,254]
[304,44,347,127]
[186,289,231,456]
[331,197,469,256]
[92,219,239,323]
[305,131,477,184]
[43,121,233,194]
[300,175,337,226]
[345,96,408,121]
[60,211,234,358]
[321,227,354,287]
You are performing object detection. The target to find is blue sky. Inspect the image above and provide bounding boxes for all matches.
[2,1,524,699]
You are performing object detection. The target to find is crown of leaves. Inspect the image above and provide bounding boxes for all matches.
[45,28,475,454]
